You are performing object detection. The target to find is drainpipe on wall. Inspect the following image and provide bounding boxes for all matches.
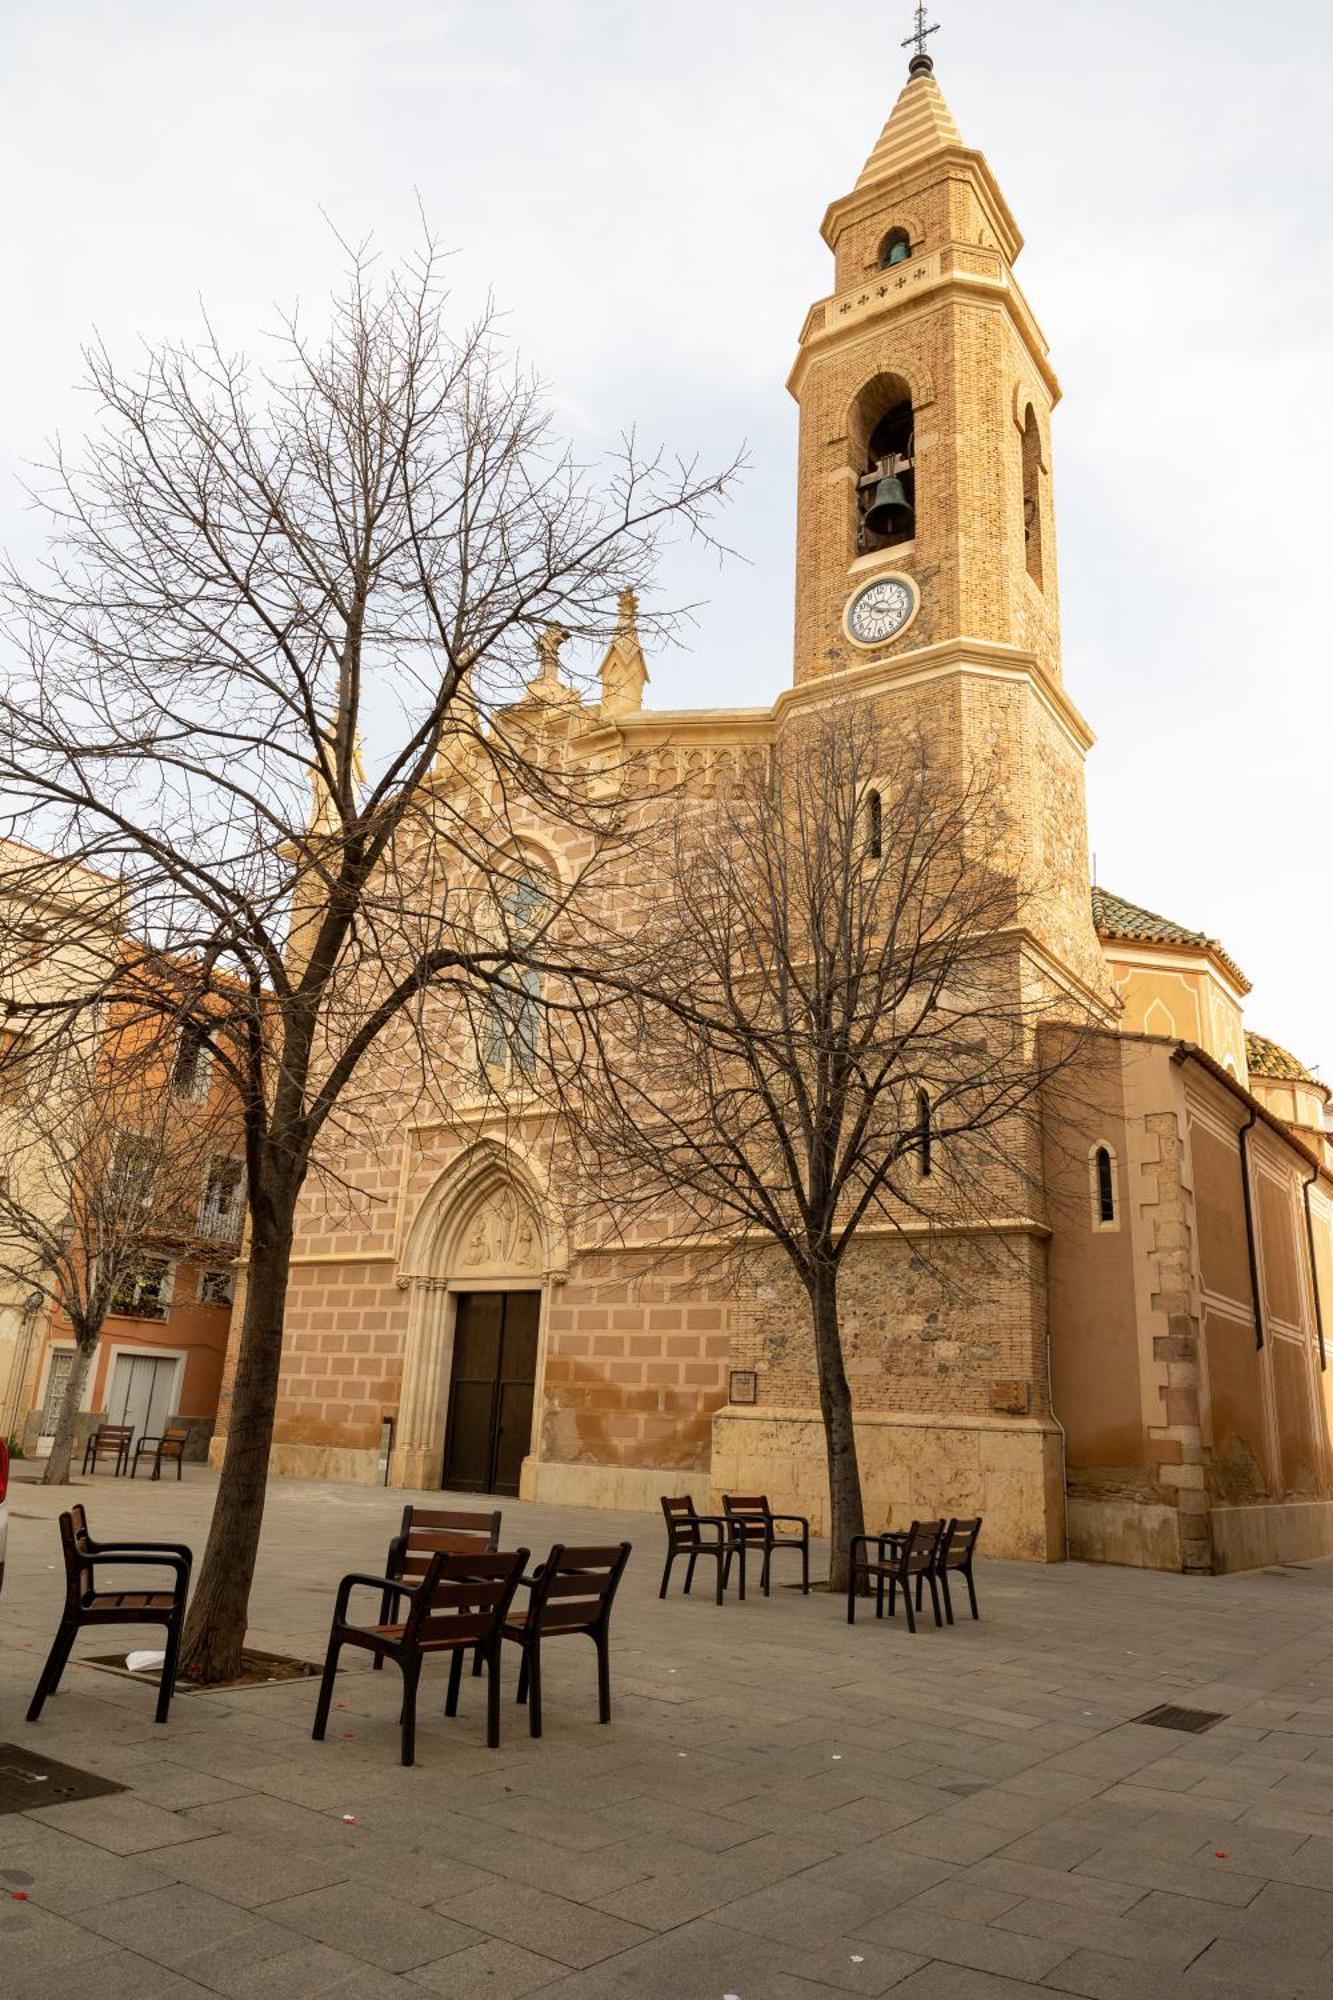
[1301,1167,1327,1373]
[1237,1108,1264,1351]
[1044,1313,1070,1561]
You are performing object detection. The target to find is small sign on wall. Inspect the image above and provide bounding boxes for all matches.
[728,1370,758,1405]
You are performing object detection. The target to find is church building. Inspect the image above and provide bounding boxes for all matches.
[216,44,1333,1574]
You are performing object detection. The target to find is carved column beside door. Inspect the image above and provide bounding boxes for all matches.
[392,1278,452,1489]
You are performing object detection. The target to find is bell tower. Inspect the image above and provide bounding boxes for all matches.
[790,34,1062,686]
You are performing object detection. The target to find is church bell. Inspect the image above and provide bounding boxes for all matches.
[862,473,914,541]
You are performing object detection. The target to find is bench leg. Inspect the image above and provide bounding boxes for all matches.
[27,1619,79,1722]
[847,1565,857,1624]
[684,1553,698,1597]
[964,1561,980,1620]
[526,1638,543,1740]
[156,1616,182,1724]
[659,1548,676,1600]
[939,1568,955,1626]
[486,1640,503,1748]
[311,1637,342,1741]
[445,1648,465,1718]
[399,1656,421,1766]
[595,1628,611,1724]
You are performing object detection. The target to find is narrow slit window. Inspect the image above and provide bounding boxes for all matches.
[917,1089,932,1179]
[1021,405,1044,587]
[1095,1146,1116,1225]
[867,789,883,859]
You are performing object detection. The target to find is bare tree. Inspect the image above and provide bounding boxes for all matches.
[0,239,736,1679]
[573,706,1090,1589]
[0,999,242,1484]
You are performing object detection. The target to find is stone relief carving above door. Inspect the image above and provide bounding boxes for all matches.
[455,1184,543,1278]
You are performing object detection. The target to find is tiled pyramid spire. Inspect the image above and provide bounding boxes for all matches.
[855,64,964,190]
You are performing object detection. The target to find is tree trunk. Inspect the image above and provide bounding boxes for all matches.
[41,1340,95,1486]
[178,1208,295,1683]
[808,1260,864,1591]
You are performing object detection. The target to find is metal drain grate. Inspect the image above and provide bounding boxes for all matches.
[1131,1704,1228,1735]
[0,1744,126,1815]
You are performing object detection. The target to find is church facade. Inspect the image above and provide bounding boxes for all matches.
[214,52,1333,1574]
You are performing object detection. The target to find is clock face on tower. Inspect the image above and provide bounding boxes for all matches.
[843,573,920,650]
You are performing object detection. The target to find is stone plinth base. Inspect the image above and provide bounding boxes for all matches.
[1068,1494,1333,1574]
[207,1436,385,1485]
[1067,1496,1184,1571]
[519,1458,708,1514]
[710,1407,1066,1561]
[1210,1501,1333,1573]
[391,1443,443,1490]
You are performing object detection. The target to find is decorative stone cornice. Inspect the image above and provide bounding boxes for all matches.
[787,242,1059,405]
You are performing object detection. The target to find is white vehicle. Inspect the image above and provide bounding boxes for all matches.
[0,1437,9,1595]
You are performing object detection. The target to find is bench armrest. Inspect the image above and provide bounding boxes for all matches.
[88,1537,194,1561]
[334,1571,418,1622]
[849,1533,902,1561]
[670,1519,725,1545]
[90,1551,191,1585]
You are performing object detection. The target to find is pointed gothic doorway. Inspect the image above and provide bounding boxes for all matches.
[442,1291,541,1495]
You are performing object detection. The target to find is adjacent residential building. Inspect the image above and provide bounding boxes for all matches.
[0,839,124,1441]
[1,842,243,1459]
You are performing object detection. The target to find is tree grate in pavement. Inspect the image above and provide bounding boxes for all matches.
[1131,1703,1228,1734]
[0,1743,126,1814]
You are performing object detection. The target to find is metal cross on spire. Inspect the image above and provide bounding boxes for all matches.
[902,4,940,71]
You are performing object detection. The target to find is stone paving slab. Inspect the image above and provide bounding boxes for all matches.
[2,1468,1333,1993]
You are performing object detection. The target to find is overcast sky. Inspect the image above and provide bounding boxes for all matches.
[3,0,1330,1071]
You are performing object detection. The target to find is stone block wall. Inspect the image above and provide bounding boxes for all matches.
[539,1250,732,1476]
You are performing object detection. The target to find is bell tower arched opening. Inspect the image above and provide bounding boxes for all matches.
[850,374,916,555]
[879,226,912,269]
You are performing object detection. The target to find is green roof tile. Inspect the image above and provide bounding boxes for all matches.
[1091,887,1249,993]
[1245,1032,1315,1084]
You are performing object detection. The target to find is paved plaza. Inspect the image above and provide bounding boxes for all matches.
[3,1473,1333,1996]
